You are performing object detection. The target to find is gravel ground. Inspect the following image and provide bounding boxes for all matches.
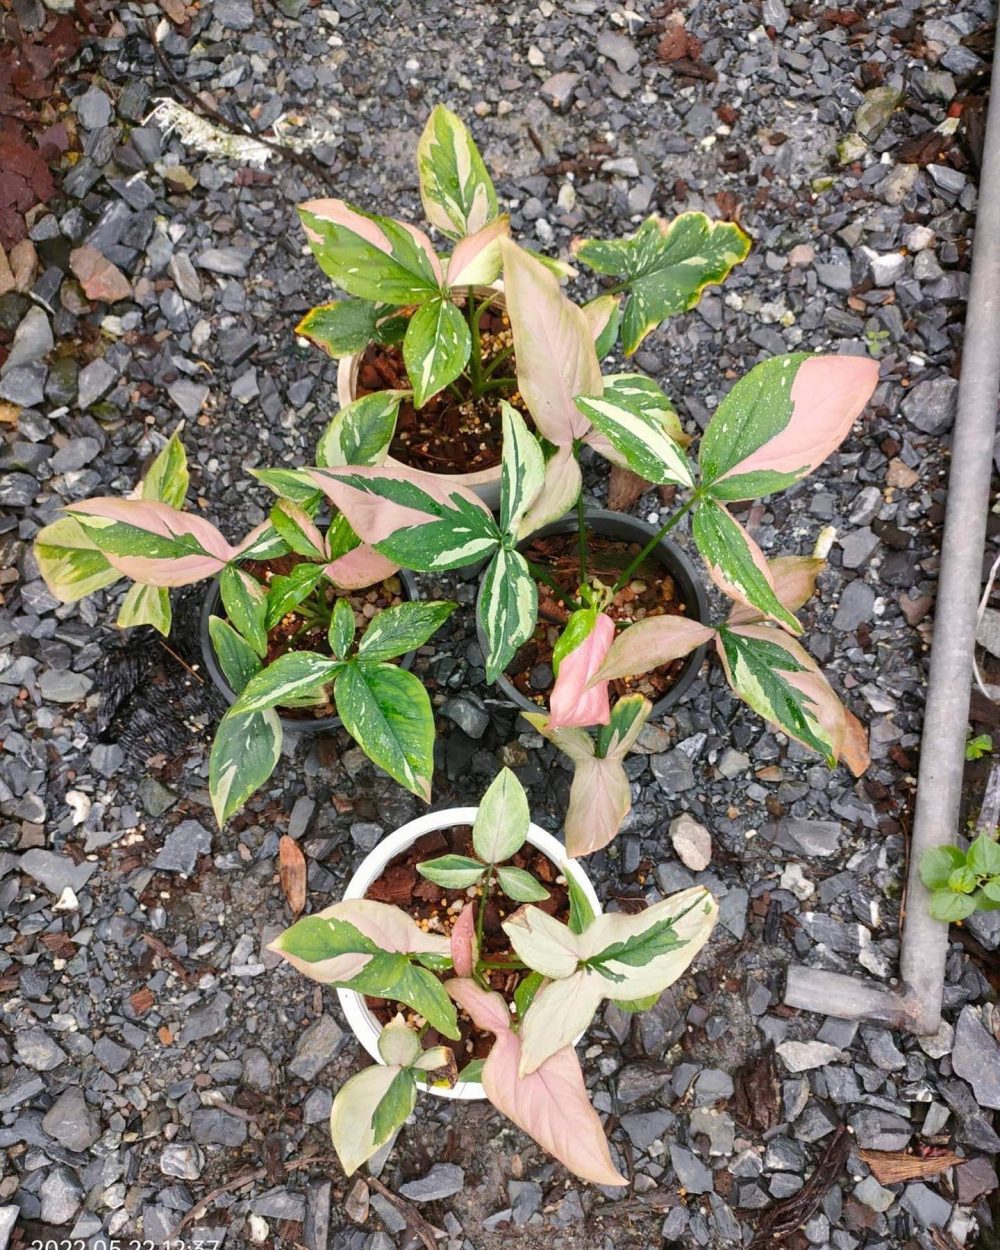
[2,1,1000,1247]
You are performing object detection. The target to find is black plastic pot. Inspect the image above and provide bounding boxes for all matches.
[476,508,709,719]
[199,568,420,734]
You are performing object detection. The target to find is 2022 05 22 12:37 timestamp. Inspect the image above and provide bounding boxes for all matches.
[27,1241,223,1250]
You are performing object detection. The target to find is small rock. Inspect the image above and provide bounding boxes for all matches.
[669,813,711,870]
[20,849,97,895]
[179,993,232,1046]
[77,357,118,408]
[191,1107,248,1146]
[350,822,382,851]
[51,436,101,473]
[75,87,112,129]
[399,1163,465,1202]
[540,72,580,110]
[167,379,209,419]
[289,1015,344,1080]
[854,1175,895,1213]
[16,1026,67,1071]
[161,1142,204,1180]
[854,87,903,140]
[833,581,875,632]
[952,1006,1000,1109]
[70,244,132,302]
[94,1035,132,1073]
[42,1086,100,1151]
[651,750,696,794]
[670,1144,714,1194]
[138,776,177,817]
[39,668,93,703]
[901,1182,951,1229]
[597,30,639,73]
[901,376,958,436]
[776,1040,844,1072]
[0,363,46,407]
[215,0,255,29]
[288,796,316,839]
[1,307,53,375]
[441,693,489,738]
[0,1207,17,1250]
[154,819,212,874]
[40,1165,84,1224]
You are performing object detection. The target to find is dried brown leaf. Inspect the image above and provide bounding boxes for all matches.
[279,835,306,917]
[607,464,653,512]
[860,1150,967,1185]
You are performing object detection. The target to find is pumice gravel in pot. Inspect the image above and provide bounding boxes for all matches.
[268,768,719,1184]
[474,506,710,719]
[319,235,881,860]
[32,425,457,830]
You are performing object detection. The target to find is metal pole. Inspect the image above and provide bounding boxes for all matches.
[785,31,1000,1033]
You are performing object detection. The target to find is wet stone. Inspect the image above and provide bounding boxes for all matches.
[289,1014,344,1080]
[399,1163,465,1202]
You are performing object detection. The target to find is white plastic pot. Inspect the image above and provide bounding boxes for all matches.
[336,286,506,511]
[336,806,601,1101]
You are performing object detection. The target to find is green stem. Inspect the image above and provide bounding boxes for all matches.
[475,865,494,953]
[467,286,484,398]
[481,344,514,381]
[479,958,528,971]
[447,381,466,403]
[526,560,583,612]
[610,496,698,594]
[477,376,518,395]
[576,489,588,588]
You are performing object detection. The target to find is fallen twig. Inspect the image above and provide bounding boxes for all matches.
[749,1124,851,1249]
[367,1175,442,1250]
[173,1154,338,1235]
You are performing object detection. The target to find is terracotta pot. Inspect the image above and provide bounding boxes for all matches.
[337,285,506,511]
[336,807,602,1101]
[476,507,710,718]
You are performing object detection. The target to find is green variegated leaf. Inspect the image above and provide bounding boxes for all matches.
[264,563,328,630]
[328,597,357,660]
[715,625,836,763]
[335,662,436,800]
[234,524,289,563]
[208,615,261,694]
[416,103,499,239]
[330,1065,411,1177]
[347,482,499,571]
[567,872,597,935]
[378,1017,423,1066]
[33,516,121,604]
[117,583,171,635]
[232,651,342,714]
[602,374,687,444]
[370,1068,417,1147]
[575,390,692,487]
[692,500,800,633]
[268,500,327,561]
[356,600,457,663]
[402,297,471,408]
[417,854,486,888]
[317,390,409,469]
[349,952,460,1038]
[513,971,544,1021]
[594,692,654,760]
[299,200,442,304]
[295,299,381,358]
[142,429,189,508]
[584,914,690,981]
[573,211,751,354]
[219,564,268,657]
[250,467,324,507]
[209,706,282,827]
[478,547,538,684]
[496,866,550,903]
[473,766,530,862]
[499,402,545,535]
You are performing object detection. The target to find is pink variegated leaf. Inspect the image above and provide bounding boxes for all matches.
[727,555,825,627]
[268,898,451,985]
[588,615,715,688]
[842,709,871,777]
[500,238,603,446]
[701,354,879,499]
[299,197,443,301]
[443,978,625,1186]
[66,498,236,587]
[445,217,510,287]
[484,1031,626,1186]
[324,543,400,590]
[450,903,477,979]
[581,293,622,359]
[308,466,496,574]
[549,612,614,729]
[516,444,582,540]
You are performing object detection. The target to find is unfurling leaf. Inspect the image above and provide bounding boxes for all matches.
[445,217,509,287]
[141,428,189,508]
[377,1015,422,1067]
[500,238,602,446]
[450,902,477,978]
[269,499,328,561]
[219,564,268,656]
[472,766,530,863]
[588,616,714,687]
[417,104,499,239]
[444,978,626,1186]
[572,211,751,354]
[499,402,546,536]
[279,834,306,916]
[509,887,718,1073]
[478,547,538,684]
[548,611,614,730]
[330,1064,415,1176]
[699,353,879,499]
[517,443,583,540]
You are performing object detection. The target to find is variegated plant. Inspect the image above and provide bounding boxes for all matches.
[306,239,880,855]
[269,769,718,1185]
[294,103,749,456]
[32,427,456,827]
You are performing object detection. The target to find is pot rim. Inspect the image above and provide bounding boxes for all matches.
[476,506,710,718]
[336,806,602,1102]
[337,285,506,498]
[198,567,420,734]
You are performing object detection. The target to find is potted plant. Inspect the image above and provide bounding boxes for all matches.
[268,768,718,1183]
[32,425,457,827]
[294,104,751,507]
[309,239,880,855]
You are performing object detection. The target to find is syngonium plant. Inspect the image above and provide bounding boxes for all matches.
[268,769,718,1185]
[300,238,880,856]
[293,102,750,441]
[32,422,457,827]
